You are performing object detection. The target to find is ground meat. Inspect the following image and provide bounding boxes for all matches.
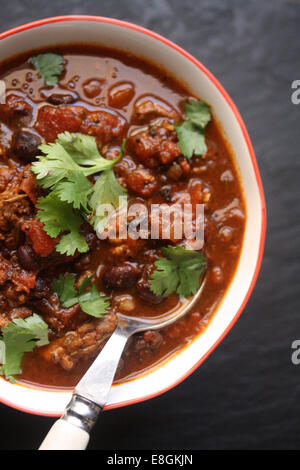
[159,141,182,165]
[0,192,32,235]
[0,167,33,249]
[115,155,159,198]
[0,254,36,291]
[133,96,179,124]
[0,306,32,329]
[126,167,159,198]
[0,166,17,193]
[102,262,141,290]
[0,254,36,314]
[0,94,32,125]
[40,311,117,371]
[80,109,126,146]
[30,292,82,335]
[129,121,181,167]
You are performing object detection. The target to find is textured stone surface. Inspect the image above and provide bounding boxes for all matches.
[0,0,299,450]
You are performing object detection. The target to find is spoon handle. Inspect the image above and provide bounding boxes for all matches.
[39,325,131,450]
[39,417,90,450]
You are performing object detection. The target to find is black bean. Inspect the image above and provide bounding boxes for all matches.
[136,278,165,304]
[159,185,172,202]
[103,263,141,290]
[12,130,41,163]
[166,161,183,181]
[17,244,39,271]
[136,264,165,304]
[30,277,50,299]
[84,232,98,250]
[47,93,77,105]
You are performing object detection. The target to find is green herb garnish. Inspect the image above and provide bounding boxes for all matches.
[31,132,118,191]
[37,193,89,256]
[0,314,49,380]
[52,273,110,318]
[90,142,127,234]
[175,99,211,159]
[150,245,207,298]
[31,133,127,255]
[31,53,64,86]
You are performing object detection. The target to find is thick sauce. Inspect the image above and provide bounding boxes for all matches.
[0,46,245,389]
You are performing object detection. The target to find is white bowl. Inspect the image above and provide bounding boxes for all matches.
[0,16,266,416]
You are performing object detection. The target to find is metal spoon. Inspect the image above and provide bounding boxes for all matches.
[39,275,206,450]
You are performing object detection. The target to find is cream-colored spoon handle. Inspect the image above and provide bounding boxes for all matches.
[39,419,90,450]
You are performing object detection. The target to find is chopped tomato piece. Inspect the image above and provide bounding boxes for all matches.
[21,218,57,257]
[35,105,85,142]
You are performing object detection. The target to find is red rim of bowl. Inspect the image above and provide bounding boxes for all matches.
[0,15,266,417]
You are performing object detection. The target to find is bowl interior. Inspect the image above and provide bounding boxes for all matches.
[0,17,265,416]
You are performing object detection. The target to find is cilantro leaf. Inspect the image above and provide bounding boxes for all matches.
[56,232,89,257]
[52,274,110,318]
[56,132,111,169]
[175,121,207,159]
[37,192,82,238]
[32,142,81,188]
[90,167,127,234]
[184,99,211,128]
[78,277,110,317]
[31,53,64,86]
[52,273,78,308]
[10,315,49,347]
[37,193,89,256]
[150,245,207,298]
[54,171,92,211]
[0,314,49,379]
[175,99,211,159]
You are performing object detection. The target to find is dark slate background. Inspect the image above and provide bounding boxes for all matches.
[0,0,299,450]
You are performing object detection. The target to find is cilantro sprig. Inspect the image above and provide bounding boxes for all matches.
[0,314,49,380]
[150,245,207,298]
[32,132,127,256]
[31,132,119,190]
[31,53,64,87]
[52,273,110,318]
[175,99,211,159]
[37,193,89,256]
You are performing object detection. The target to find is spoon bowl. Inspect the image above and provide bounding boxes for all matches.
[117,275,206,332]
